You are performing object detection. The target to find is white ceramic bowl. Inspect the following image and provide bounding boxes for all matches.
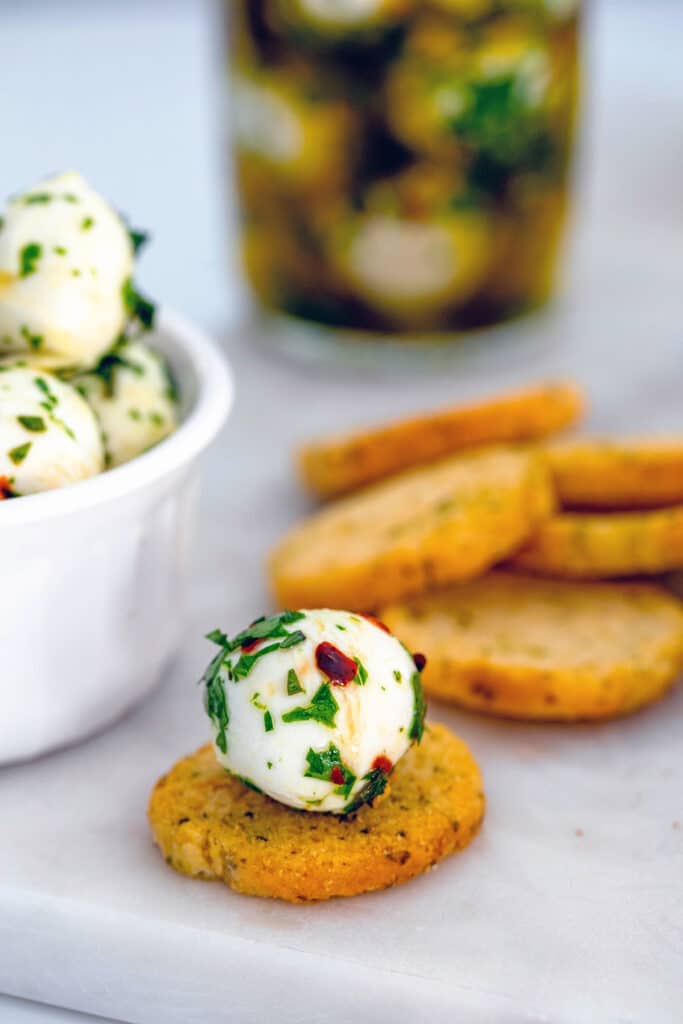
[0,309,233,765]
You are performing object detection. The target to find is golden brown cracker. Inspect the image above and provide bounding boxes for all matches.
[381,573,683,721]
[148,724,485,903]
[546,439,683,510]
[270,447,555,610]
[298,381,584,499]
[510,507,683,579]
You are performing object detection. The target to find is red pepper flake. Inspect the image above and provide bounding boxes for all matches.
[316,642,357,687]
[372,755,393,774]
[330,766,345,786]
[413,652,427,672]
[0,476,12,500]
[362,614,391,635]
[241,637,261,652]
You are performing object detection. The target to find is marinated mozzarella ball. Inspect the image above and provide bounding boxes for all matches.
[202,609,426,814]
[326,166,493,325]
[272,0,415,42]
[232,68,356,195]
[0,171,134,370]
[385,16,552,167]
[0,366,104,495]
[74,339,178,468]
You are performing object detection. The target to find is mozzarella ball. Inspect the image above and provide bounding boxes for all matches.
[232,68,356,195]
[202,609,425,814]
[74,339,178,468]
[0,171,134,370]
[272,0,415,42]
[385,16,552,166]
[326,166,493,325]
[0,366,104,495]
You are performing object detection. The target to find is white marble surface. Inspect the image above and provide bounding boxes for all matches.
[1,1,683,1022]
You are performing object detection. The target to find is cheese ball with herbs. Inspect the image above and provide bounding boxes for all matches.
[0,366,104,496]
[271,0,415,44]
[74,339,178,468]
[202,609,426,815]
[0,171,135,371]
[325,166,493,326]
[232,67,356,197]
[385,15,554,169]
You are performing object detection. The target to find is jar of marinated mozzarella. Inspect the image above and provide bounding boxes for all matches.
[226,0,581,338]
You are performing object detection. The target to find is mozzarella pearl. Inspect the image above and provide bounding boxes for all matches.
[0,366,104,495]
[203,609,425,814]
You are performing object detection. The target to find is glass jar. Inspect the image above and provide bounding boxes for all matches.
[226,1,581,336]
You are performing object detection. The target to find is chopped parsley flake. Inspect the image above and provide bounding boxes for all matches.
[81,216,94,230]
[19,243,42,278]
[343,766,390,815]
[286,668,304,695]
[232,642,283,680]
[280,629,305,650]
[354,659,368,686]
[336,624,347,631]
[23,193,52,205]
[264,710,274,733]
[235,775,263,794]
[393,670,402,682]
[34,376,58,409]
[409,672,426,743]
[304,743,356,799]
[17,415,46,433]
[8,442,31,465]
[128,227,149,254]
[122,276,156,331]
[216,611,305,653]
[282,682,338,728]
[20,326,43,351]
[54,246,67,256]
[202,651,229,754]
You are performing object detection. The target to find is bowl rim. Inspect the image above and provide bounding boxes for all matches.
[0,307,233,525]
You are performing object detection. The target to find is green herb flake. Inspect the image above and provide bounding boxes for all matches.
[282,682,338,728]
[23,193,52,205]
[202,651,229,754]
[20,326,43,351]
[267,761,273,770]
[280,629,305,650]
[17,415,46,433]
[343,767,390,815]
[304,743,356,799]
[225,610,305,652]
[19,243,42,278]
[235,775,263,794]
[128,227,149,254]
[121,276,156,330]
[336,624,347,631]
[62,193,79,203]
[409,672,426,743]
[264,710,274,733]
[81,216,94,231]
[286,668,304,695]
[53,246,67,256]
[8,442,31,465]
[393,670,402,682]
[354,659,368,686]
[206,628,229,646]
[231,642,283,681]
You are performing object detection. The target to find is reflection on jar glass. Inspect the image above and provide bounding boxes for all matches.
[226,0,581,335]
